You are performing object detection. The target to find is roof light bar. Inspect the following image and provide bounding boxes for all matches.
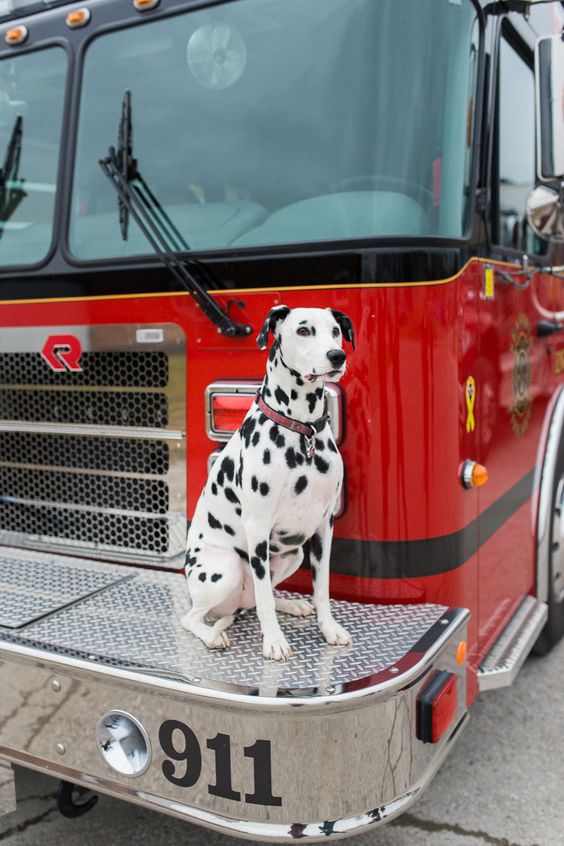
[66,7,90,28]
[4,24,26,44]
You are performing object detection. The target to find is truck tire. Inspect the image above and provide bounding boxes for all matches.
[533,431,564,655]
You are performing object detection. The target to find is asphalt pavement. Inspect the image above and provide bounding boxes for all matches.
[0,638,563,846]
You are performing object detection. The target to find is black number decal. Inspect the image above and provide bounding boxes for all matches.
[207,733,242,801]
[244,739,282,806]
[159,719,202,787]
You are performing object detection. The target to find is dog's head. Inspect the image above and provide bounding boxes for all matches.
[256,306,355,383]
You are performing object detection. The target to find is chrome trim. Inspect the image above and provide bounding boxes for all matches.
[205,380,343,444]
[535,387,564,603]
[0,759,16,816]
[478,596,548,691]
[96,710,152,778]
[0,606,469,707]
[2,713,469,842]
[0,421,185,441]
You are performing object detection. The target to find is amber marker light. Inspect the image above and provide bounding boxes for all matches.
[66,8,91,28]
[461,460,488,489]
[4,26,28,45]
[455,641,467,665]
[134,0,160,10]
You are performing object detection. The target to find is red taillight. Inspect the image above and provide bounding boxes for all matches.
[211,394,254,435]
[416,671,458,744]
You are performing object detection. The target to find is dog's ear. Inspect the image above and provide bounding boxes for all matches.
[329,309,355,350]
[256,305,291,350]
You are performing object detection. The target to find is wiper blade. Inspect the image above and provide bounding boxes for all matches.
[99,90,251,338]
[0,114,26,236]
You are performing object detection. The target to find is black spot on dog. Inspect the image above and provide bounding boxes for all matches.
[264,387,272,398]
[263,449,271,464]
[260,482,270,496]
[286,407,292,416]
[208,512,222,529]
[285,447,298,469]
[224,524,235,536]
[252,431,260,447]
[251,475,258,492]
[258,413,268,425]
[315,438,325,451]
[234,546,249,562]
[296,377,304,387]
[269,424,285,448]
[211,573,223,582]
[185,554,197,567]
[250,556,266,578]
[291,389,298,400]
[255,540,268,560]
[310,326,316,336]
[240,417,256,449]
[221,456,235,482]
[328,439,338,453]
[211,482,218,496]
[329,513,335,528]
[217,469,225,487]
[268,339,280,362]
[236,507,242,516]
[306,392,318,414]
[295,475,308,495]
[198,533,203,539]
[314,454,330,474]
[224,487,240,504]
[311,561,317,581]
[311,531,323,560]
[194,547,200,553]
[198,572,206,582]
[274,386,289,407]
[280,533,306,546]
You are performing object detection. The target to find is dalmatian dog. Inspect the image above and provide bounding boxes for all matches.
[181,306,355,661]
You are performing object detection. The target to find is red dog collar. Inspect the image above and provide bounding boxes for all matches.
[255,392,329,457]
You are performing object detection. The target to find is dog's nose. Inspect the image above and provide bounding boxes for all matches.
[326,349,346,368]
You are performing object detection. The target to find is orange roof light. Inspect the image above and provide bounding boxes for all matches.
[461,460,488,489]
[134,0,160,10]
[66,8,91,28]
[5,26,28,45]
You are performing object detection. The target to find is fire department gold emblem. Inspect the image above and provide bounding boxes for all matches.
[509,314,532,437]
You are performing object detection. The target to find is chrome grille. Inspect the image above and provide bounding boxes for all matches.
[0,432,170,474]
[0,350,168,387]
[0,324,186,567]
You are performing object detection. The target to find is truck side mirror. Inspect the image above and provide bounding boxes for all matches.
[526,34,564,242]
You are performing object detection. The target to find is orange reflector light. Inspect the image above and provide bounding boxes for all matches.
[416,671,458,744]
[455,641,467,665]
[66,8,91,28]
[461,460,488,489]
[211,394,254,435]
[134,0,160,9]
[5,26,27,45]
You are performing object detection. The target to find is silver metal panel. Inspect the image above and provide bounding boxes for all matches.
[0,760,16,816]
[0,323,187,567]
[3,568,447,694]
[0,548,132,628]
[478,596,548,691]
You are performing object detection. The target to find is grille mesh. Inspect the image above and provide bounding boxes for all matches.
[0,432,170,474]
[0,351,168,388]
[0,502,169,553]
[0,467,169,513]
[0,389,169,428]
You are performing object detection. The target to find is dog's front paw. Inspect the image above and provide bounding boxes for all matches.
[320,620,352,646]
[263,634,293,661]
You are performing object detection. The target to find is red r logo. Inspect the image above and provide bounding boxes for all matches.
[40,335,83,372]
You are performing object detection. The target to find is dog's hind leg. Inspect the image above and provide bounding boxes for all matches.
[271,548,314,617]
[182,547,243,649]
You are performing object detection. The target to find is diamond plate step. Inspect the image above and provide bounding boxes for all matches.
[478,596,548,692]
[0,550,452,697]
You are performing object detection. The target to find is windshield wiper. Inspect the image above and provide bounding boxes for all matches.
[99,90,251,338]
[0,114,26,237]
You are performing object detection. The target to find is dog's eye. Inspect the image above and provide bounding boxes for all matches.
[296,327,310,337]
[332,327,340,338]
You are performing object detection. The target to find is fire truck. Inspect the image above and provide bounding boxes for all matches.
[0,0,563,837]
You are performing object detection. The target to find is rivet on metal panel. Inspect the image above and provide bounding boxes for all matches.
[55,742,66,755]
[390,667,399,674]
[50,678,62,692]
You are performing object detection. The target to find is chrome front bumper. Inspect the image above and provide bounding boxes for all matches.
[0,550,469,841]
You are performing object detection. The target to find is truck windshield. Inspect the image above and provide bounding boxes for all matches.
[70,0,479,260]
[0,47,66,267]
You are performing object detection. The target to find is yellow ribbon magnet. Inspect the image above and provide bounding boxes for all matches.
[466,376,476,433]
